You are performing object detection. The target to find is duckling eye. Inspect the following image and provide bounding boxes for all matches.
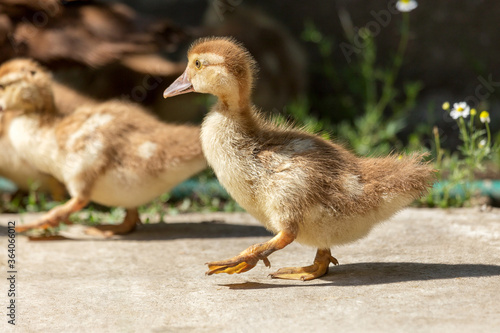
[195,60,202,69]
[0,84,4,91]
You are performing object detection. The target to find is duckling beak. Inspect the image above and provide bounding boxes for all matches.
[163,69,194,98]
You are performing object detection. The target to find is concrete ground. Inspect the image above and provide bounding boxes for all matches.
[0,208,499,332]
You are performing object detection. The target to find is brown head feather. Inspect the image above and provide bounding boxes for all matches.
[0,58,56,115]
[188,36,258,93]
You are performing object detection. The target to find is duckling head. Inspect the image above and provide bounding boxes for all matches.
[0,58,56,115]
[164,37,257,108]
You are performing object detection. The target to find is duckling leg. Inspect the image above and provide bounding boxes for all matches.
[48,177,67,202]
[16,197,89,232]
[85,208,140,237]
[206,230,296,275]
[269,249,339,281]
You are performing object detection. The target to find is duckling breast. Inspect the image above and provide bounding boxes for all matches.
[201,111,278,223]
[8,115,64,181]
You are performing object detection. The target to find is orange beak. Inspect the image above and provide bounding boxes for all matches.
[163,69,194,98]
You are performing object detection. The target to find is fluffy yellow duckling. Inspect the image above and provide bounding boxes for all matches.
[0,59,206,236]
[164,37,434,280]
[0,59,92,199]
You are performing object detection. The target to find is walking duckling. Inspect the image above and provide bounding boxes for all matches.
[0,58,207,236]
[0,59,66,198]
[164,37,435,280]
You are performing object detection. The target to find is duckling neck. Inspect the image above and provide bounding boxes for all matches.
[216,93,258,131]
[18,102,61,127]
[40,95,59,118]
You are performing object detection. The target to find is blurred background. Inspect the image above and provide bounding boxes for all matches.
[1,0,499,213]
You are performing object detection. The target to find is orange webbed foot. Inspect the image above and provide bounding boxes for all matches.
[16,197,88,236]
[206,230,295,276]
[16,198,88,232]
[206,255,271,275]
[15,216,71,233]
[269,249,339,281]
[84,208,140,238]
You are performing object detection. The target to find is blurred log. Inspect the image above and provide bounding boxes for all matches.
[0,0,186,69]
[0,0,194,121]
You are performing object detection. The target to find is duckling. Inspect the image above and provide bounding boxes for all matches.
[0,58,97,199]
[0,59,206,236]
[164,37,434,281]
[0,59,66,197]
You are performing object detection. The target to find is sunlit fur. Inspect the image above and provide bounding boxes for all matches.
[187,37,435,248]
[0,59,207,230]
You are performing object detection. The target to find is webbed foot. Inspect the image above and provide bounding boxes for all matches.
[84,208,140,238]
[269,249,338,281]
[206,230,295,276]
[16,197,88,233]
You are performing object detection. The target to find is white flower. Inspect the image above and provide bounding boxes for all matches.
[479,139,487,148]
[450,102,470,119]
[396,0,418,12]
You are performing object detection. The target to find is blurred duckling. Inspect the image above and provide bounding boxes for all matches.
[0,58,206,236]
[0,59,67,199]
[0,58,107,202]
[164,37,434,280]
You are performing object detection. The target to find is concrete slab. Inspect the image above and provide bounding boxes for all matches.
[0,208,499,332]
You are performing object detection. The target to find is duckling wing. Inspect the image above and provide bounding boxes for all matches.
[253,136,364,213]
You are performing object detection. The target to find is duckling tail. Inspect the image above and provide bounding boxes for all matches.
[360,152,436,200]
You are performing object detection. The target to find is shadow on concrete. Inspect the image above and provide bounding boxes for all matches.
[2,220,271,241]
[220,262,500,289]
[0,224,13,236]
[113,221,272,241]
[324,262,500,285]
[9,221,269,241]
